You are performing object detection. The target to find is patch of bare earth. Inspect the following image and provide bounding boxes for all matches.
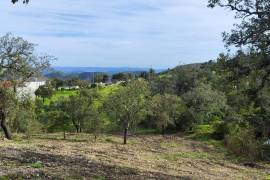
[0,134,269,179]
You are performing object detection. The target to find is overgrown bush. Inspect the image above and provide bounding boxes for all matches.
[190,124,215,141]
[225,127,262,160]
[175,110,196,131]
[212,121,230,140]
[9,94,41,136]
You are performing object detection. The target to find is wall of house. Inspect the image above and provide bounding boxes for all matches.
[17,81,46,98]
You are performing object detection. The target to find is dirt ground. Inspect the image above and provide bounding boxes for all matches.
[0,133,269,179]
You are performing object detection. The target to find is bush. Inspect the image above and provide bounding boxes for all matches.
[190,124,215,141]
[9,94,41,135]
[262,144,270,161]
[91,84,97,88]
[212,121,230,140]
[175,110,196,131]
[225,127,261,160]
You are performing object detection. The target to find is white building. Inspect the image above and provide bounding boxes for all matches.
[17,80,46,98]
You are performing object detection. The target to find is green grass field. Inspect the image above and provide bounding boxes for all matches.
[53,90,78,99]
[93,85,119,108]
[43,84,119,106]
[43,90,78,105]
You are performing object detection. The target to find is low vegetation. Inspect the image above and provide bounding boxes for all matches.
[0,133,269,179]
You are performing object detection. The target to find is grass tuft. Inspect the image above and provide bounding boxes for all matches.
[162,152,210,161]
[93,175,106,180]
[31,162,43,169]
[160,142,179,148]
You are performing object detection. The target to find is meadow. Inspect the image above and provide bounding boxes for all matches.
[44,84,119,106]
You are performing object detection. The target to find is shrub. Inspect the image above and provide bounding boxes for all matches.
[261,144,270,161]
[31,162,43,168]
[9,94,41,136]
[175,110,196,131]
[91,84,97,88]
[225,127,261,160]
[190,124,215,141]
[212,121,230,140]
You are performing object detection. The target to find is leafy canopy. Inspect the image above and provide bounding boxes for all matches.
[208,0,270,53]
[0,33,54,83]
[11,0,29,4]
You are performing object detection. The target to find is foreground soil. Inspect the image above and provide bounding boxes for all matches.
[0,133,269,180]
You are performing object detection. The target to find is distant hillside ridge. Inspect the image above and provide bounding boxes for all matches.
[51,66,165,74]
[159,63,203,75]
[44,66,166,80]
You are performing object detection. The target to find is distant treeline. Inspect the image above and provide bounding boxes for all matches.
[44,70,157,83]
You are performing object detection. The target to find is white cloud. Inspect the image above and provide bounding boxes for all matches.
[0,0,235,68]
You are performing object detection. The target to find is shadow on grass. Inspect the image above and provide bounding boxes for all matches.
[0,147,192,180]
[30,134,95,143]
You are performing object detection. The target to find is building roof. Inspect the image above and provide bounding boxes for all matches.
[0,81,13,88]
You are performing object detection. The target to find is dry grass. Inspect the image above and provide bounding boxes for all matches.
[0,133,269,179]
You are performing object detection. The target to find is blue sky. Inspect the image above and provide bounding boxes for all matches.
[0,0,235,68]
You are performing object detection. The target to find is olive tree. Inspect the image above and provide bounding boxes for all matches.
[35,84,54,103]
[0,89,16,139]
[9,94,40,137]
[148,94,185,136]
[0,33,53,139]
[105,80,150,144]
[0,33,52,92]
[64,89,98,133]
[182,83,228,124]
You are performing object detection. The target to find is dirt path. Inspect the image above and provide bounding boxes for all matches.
[0,134,269,179]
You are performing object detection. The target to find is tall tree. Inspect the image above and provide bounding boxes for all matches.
[0,89,15,139]
[0,33,53,139]
[104,80,150,144]
[208,0,270,105]
[0,33,53,92]
[64,89,98,133]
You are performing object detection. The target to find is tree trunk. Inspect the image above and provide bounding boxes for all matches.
[0,111,12,140]
[162,125,165,137]
[124,127,128,144]
[71,120,79,133]
[123,121,129,145]
[78,121,81,133]
[13,84,17,93]
[75,125,79,133]
[63,131,66,139]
